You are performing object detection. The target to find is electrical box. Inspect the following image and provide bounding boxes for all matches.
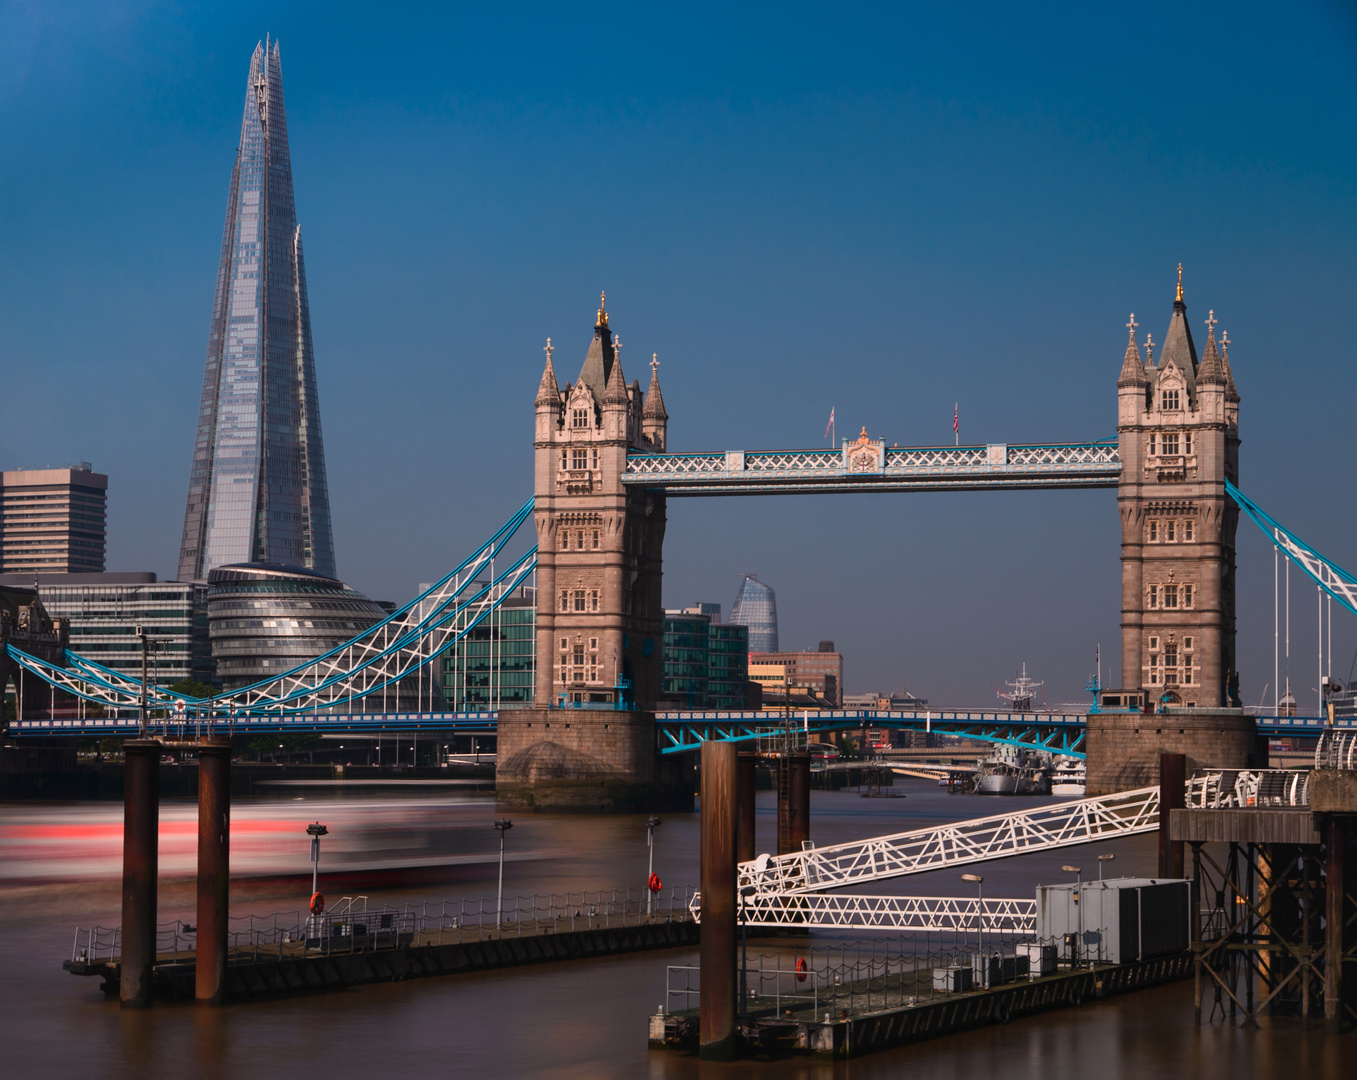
[932,965,973,993]
[1036,877,1192,965]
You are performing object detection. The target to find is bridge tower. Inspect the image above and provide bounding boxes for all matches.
[1116,268,1240,708]
[531,295,669,709]
[497,296,686,811]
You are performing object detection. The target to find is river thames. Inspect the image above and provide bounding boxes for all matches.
[1,779,1348,1078]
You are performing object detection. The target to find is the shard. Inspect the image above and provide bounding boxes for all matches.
[177,37,335,581]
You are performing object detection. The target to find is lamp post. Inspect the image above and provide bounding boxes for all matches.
[1062,864,1082,968]
[493,818,514,930]
[1097,853,1115,881]
[962,873,984,978]
[307,822,328,934]
[646,816,663,917]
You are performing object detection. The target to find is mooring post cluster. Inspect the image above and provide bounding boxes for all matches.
[118,736,233,1008]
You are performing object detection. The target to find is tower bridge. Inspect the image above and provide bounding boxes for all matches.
[9,273,1357,804]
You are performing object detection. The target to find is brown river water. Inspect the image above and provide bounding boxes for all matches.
[1,779,1349,1078]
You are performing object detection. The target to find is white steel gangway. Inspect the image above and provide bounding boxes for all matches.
[691,786,1160,931]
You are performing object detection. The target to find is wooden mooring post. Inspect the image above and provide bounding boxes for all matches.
[120,739,160,1009]
[195,739,232,1005]
[699,740,737,1060]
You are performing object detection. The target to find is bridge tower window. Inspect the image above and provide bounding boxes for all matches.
[1167,521,1176,542]
[589,589,600,612]
[573,589,587,612]
[1148,433,1157,455]
[591,529,600,550]
[559,590,569,612]
[1148,584,1158,608]
[572,408,589,429]
[1162,433,1179,455]
[1163,584,1178,609]
[1183,519,1193,541]
[1149,520,1158,542]
[1162,389,1180,411]
[576,530,585,550]
[1183,583,1193,608]
[559,530,569,550]
[572,449,588,470]
[1184,432,1193,454]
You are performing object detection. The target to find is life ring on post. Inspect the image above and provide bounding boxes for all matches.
[647,873,662,893]
[310,892,325,915]
[795,956,808,983]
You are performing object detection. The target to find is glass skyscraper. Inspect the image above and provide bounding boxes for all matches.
[730,574,779,653]
[178,38,335,582]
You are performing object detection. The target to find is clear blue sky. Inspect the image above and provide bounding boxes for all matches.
[2,2,1354,707]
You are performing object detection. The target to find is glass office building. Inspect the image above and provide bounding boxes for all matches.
[729,574,779,652]
[661,611,750,709]
[206,564,431,710]
[178,38,336,582]
[20,573,214,688]
[440,590,536,710]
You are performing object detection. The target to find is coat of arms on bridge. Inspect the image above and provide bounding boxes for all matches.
[844,427,884,473]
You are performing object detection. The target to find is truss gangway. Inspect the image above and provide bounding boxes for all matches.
[706,893,1038,933]
[5,499,537,717]
[738,786,1159,897]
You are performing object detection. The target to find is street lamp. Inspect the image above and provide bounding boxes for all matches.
[493,819,514,930]
[962,874,984,978]
[646,816,663,917]
[1062,865,1082,968]
[1097,853,1115,881]
[307,822,328,932]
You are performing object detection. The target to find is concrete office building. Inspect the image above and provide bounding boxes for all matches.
[0,466,108,574]
[0,571,214,689]
[749,641,844,706]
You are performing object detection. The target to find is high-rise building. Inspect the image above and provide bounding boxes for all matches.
[178,38,335,582]
[0,466,108,574]
[729,574,778,652]
[748,642,843,705]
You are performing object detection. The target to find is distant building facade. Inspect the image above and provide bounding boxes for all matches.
[1,467,108,574]
[660,609,750,709]
[749,641,843,706]
[178,39,336,582]
[206,563,424,707]
[1,572,214,689]
[729,574,778,652]
[439,588,536,710]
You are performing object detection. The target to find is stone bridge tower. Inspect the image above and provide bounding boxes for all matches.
[496,296,685,812]
[1116,268,1240,708]
[1090,270,1259,794]
[531,295,669,709]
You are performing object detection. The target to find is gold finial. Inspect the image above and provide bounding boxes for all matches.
[1175,263,1183,303]
[597,290,608,327]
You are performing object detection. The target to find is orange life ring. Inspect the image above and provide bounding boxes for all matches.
[310,891,325,915]
[647,873,662,893]
[795,956,808,983]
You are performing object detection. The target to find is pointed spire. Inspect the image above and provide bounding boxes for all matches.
[1157,266,1199,403]
[1118,313,1148,386]
[604,334,629,404]
[536,337,561,406]
[1220,330,1240,403]
[1198,309,1226,384]
[643,352,669,419]
[576,292,615,401]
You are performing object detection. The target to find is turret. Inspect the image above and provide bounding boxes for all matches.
[642,353,669,449]
[535,337,563,441]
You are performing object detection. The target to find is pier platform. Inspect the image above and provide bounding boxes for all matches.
[649,952,1192,1059]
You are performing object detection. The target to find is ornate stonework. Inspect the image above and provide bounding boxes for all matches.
[532,298,670,708]
[1117,280,1240,707]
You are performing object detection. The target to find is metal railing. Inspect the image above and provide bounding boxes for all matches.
[68,885,696,968]
[692,893,1038,933]
[1185,769,1310,809]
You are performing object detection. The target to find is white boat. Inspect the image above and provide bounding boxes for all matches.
[1051,759,1086,796]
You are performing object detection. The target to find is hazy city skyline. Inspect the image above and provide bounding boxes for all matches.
[2,3,1354,706]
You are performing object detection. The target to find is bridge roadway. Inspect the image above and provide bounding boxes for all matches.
[9,707,1347,754]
